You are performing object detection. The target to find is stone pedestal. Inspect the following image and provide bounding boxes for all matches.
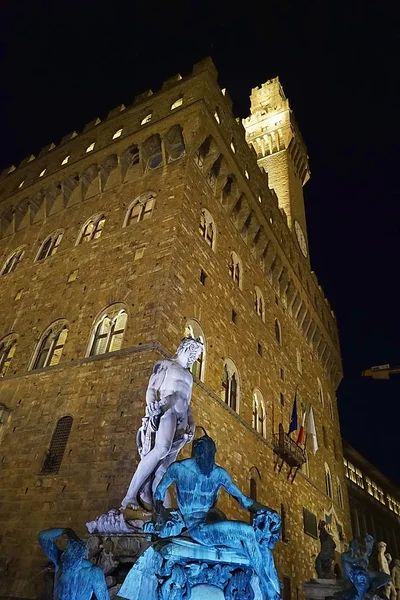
[304,579,341,600]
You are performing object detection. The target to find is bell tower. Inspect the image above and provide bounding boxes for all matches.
[243,78,311,260]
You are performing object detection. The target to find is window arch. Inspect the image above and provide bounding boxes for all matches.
[36,230,63,261]
[142,134,163,171]
[122,144,140,180]
[77,214,105,244]
[206,155,222,191]
[317,378,324,405]
[1,246,25,275]
[199,209,216,249]
[124,193,155,227]
[254,287,265,321]
[165,125,185,162]
[221,358,240,413]
[41,416,73,474]
[325,463,333,499]
[194,136,212,169]
[0,334,17,377]
[184,319,206,381]
[229,252,242,289]
[337,477,344,508]
[274,318,282,344]
[31,321,69,370]
[88,304,128,357]
[252,389,266,437]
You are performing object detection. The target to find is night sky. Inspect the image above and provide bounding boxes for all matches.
[0,1,399,482]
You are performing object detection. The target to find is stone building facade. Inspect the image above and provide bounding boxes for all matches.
[0,58,350,598]
[343,442,400,561]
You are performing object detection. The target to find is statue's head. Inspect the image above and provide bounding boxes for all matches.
[386,553,392,564]
[61,538,87,569]
[378,541,387,552]
[192,434,216,476]
[175,337,204,369]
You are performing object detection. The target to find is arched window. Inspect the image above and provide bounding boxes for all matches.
[0,334,17,377]
[254,287,265,321]
[88,305,128,357]
[199,209,215,249]
[274,318,282,344]
[124,193,155,226]
[185,319,206,381]
[31,322,68,370]
[165,125,185,162]
[229,252,242,289]
[194,136,212,169]
[337,477,344,508]
[325,463,333,499]
[36,231,63,261]
[77,214,105,244]
[207,155,222,191]
[41,416,73,474]
[122,145,140,181]
[1,246,25,275]
[143,134,163,171]
[317,378,324,405]
[222,175,235,203]
[252,389,266,437]
[221,359,239,413]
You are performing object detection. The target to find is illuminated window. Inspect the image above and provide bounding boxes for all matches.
[325,463,333,498]
[254,287,265,321]
[165,125,185,162]
[343,458,364,488]
[230,139,236,153]
[31,322,68,370]
[7,165,16,173]
[199,209,215,249]
[36,231,63,261]
[221,359,239,413]
[214,110,221,124]
[171,97,183,110]
[245,169,250,179]
[1,247,25,275]
[258,195,262,203]
[86,142,95,153]
[77,215,105,244]
[0,335,17,377]
[61,155,70,166]
[140,113,152,125]
[122,145,140,178]
[337,477,344,508]
[41,416,73,474]
[296,349,302,374]
[39,169,46,177]
[365,476,385,504]
[317,377,324,405]
[112,128,123,139]
[18,181,24,189]
[143,134,163,171]
[229,252,242,289]
[221,88,226,96]
[275,319,282,344]
[185,320,206,382]
[387,495,400,515]
[89,306,128,356]
[125,194,155,226]
[252,389,266,437]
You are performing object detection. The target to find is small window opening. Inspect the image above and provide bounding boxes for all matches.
[141,113,152,125]
[171,97,183,110]
[86,143,95,153]
[200,269,207,285]
[113,128,123,139]
[232,309,237,324]
[61,155,70,165]
[257,343,263,356]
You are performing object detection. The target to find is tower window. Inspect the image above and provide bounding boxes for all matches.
[36,231,63,261]
[32,323,68,370]
[221,361,239,413]
[125,194,155,226]
[141,112,152,125]
[41,416,73,475]
[39,169,46,177]
[112,128,123,139]
[229,252,242,289]
[199,209,216,249]
[252,390,266,437]
[230,139,236,153]
[78,215,105,244]
[165,125,185,162]
[170,97,183,110]
[214,110,221,124]
[280,392,285,407]
[1,247,25,275]
[231,309,237,324]
[61,155,70,166]
[257,343,263,356]
[194,136,212,169]
[254,287,265,321]
[86,142,95,153]
[142,134,163,171]
[89,307,128,357]
[200,269,207,285]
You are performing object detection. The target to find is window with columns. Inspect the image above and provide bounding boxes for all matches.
[88,305,128,357]
[1,246,25,275]
[36,231,63,261]
[125,193,155,226]
[199,209,216,249]
[254,287,265,321]
[31,322,68,370]
[229,252,242,289]
[78,214,105,244]
[221,359,239,413]
[252,389,266,437]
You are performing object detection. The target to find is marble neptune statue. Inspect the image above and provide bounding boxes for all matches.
[38,528,109,600]
[121,336,204,511]
[119,434,282,600]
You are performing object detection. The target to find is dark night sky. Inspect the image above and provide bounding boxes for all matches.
[0,1,399,481]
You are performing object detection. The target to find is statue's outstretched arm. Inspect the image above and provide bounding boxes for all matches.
[91,565,110,600]
[219,469,254,511]
[37,528,65,567]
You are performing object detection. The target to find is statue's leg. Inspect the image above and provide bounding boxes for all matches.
[121,410,177,509]
[151,439,186,507]
[190,521,280,600]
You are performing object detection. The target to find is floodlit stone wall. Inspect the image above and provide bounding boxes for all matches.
[0,58,350,599]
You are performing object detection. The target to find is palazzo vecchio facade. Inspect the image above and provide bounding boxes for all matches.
[0,59,350,598]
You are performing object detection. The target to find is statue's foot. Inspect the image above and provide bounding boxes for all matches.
[121,505,151,521]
